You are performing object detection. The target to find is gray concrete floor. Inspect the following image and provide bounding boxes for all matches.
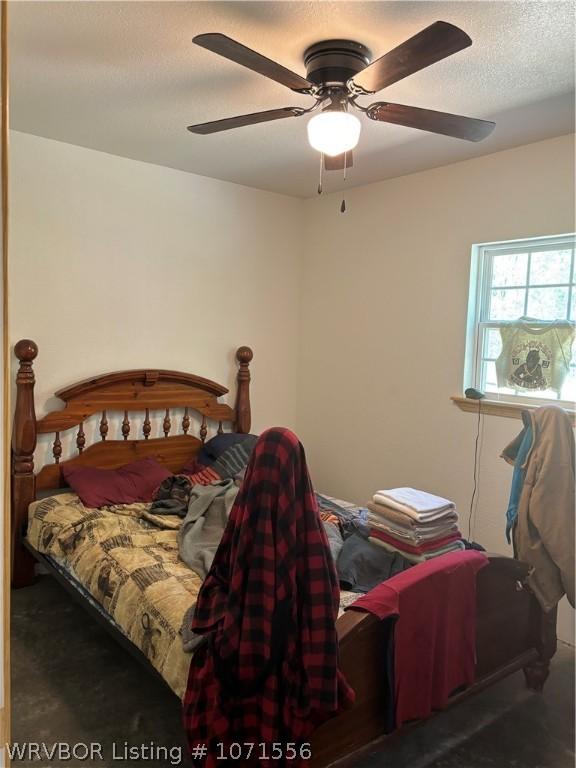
[11,576,575,768]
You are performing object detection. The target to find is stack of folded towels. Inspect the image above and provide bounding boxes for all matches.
[366,487,464,563]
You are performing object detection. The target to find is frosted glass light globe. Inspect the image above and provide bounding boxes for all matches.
[307,111,361,157]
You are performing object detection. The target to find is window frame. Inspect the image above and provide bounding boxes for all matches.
[464,233,576,408]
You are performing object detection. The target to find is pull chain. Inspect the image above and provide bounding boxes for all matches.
[340,152,347,213]
[317,153,323,195]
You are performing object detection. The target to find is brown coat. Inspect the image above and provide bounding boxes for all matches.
[501,406,575,612]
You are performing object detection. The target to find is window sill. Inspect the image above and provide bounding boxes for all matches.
[451,395,576,425]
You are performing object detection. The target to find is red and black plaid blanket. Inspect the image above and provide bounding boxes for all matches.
[182,427,355,767]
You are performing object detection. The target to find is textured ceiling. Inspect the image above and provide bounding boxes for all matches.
[9,1,576,198]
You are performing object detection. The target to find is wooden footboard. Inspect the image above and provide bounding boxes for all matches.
[309,554,556,768]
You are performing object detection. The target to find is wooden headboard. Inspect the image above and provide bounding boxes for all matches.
[10,338,253,586]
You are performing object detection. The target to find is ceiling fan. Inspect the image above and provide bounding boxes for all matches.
[187,22,495,172]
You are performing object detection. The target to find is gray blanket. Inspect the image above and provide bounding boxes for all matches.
[177,478,239,579]
[178,479,239,652]
[181,603,206,653]
[211,435,258,479]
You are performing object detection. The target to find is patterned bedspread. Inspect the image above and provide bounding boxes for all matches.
[27,493,202,699]
[27,493,361,701]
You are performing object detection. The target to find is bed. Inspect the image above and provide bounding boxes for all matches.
[11,339,557,768]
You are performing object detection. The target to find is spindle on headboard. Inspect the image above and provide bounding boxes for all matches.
[143,408,151,440]
[11,339,39,587]
[52,433,62,464]
[76,422,85,453]
[99,411,108,441]
[182,408,190,435]
[200,415,207,443]
[122,411,130,441]
[163,409,171,438]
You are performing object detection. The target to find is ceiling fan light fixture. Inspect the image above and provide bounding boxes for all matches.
[307,111,361,157]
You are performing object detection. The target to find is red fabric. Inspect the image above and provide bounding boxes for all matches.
[182,427,355,767]
[369,528,462,555]
[62,456,171,507]
[184,465,221,486]
[349,550,488,727]
[181,458,205,475]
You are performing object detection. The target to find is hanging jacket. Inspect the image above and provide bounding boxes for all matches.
[501,406,575,612]
[504,416,533,544]
[182,427,355,768]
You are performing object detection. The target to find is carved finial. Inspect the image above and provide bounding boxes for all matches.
[235,345,252,434]
[236,346,253,365]
[144,371,159,387]
[14,339,38,363]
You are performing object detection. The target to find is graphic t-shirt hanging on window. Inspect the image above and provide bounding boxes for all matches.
[495,318,575,394]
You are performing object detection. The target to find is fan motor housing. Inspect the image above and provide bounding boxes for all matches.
[304,40,372,88]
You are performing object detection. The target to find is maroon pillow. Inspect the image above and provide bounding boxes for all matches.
[62,456,172,508]
[181,457,205,475]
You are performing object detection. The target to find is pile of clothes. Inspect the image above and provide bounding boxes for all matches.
[366,487,464,563]
[316,494,413,594]
[148,433,259,654]
[150,433,259,579]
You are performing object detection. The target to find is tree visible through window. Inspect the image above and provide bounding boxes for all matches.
[466,234,576,405]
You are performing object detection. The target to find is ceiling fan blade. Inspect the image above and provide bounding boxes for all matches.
[324,151,354,171]
[188,107,304,135]
[193,33,314,93]
[367,102,495,142]
[351,21,472,94]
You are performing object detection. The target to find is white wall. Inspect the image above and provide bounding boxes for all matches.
[9,131,303,439]
[298,134,575,643]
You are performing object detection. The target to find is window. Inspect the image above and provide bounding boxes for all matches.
[465,234,576,406]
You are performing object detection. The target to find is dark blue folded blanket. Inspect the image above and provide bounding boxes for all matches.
[337,528,412,593]
[211,435,258,480]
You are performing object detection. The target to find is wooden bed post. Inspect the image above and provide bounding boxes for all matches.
[235,346,253,434]
[11,338,38,587]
